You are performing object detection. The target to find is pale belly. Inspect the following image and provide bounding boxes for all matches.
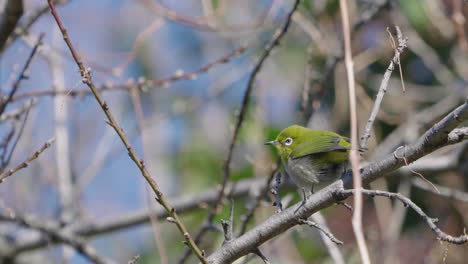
[285,156,345,192]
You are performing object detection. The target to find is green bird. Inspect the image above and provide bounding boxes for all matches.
[265,125,350,197]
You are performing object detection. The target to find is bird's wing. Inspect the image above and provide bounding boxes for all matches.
[290,135,348,159]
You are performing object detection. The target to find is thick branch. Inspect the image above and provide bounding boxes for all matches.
[206,98,468,263]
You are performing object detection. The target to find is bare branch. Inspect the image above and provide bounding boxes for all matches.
[311,212,345,264]
[11,45,246,102]
[238,168,277,236]
[47,1,207,262]
[298,219,343,245]
[0,212,115,264]
[179,1,300,262]
[0,33,43,117]
[0,0,23,51]
[338,189,468,244]
[206,98,468,263]
[9,177,295,255]
[360,26,408,151]
[0,98,37,122]
[339,0,370,263]
[0,138,55,184]
[412,178,468,203]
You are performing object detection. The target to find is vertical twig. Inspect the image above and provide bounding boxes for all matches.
[359,26,407,151]
[129,86,168,264]
[339,1,371,264]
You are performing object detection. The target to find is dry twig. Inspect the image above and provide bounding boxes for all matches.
[339,1,370,263]
[0,138,55,184]
[47,1,207,262]
[338,189,468,244]
[0,212,115,264]
[360,26,408,151]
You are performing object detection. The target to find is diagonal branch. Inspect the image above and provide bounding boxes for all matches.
[338,189,468,244]
[206,98,468,263]
[0,33,44,117]
[0,212,115,264]
[0,138,55,184]
[360,26,408,151]
[46,1,207,262]
[178,1,301,263]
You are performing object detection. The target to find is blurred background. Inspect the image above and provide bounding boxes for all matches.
[0,0,467,263]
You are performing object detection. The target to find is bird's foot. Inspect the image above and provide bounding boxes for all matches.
[294,188,309,214]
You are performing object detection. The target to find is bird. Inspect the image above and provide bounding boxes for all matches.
[265,125,350,199]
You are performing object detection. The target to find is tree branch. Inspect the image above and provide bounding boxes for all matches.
[47,1,207,262]
[0,212,115,264]
[206,98,468,263]
[0,0,23,51]
[338,189,468,244]
[0,138,55,184]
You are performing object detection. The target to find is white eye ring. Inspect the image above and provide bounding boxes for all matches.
[284,137,293,146]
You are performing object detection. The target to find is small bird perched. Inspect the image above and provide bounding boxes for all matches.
[265,125,350,198]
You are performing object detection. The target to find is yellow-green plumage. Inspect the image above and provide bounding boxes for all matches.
[265,125,350,193]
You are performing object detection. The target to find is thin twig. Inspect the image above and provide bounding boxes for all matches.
[338,189,468,244]
[311,212,345,264]
[11,45,246,101]
[178,1,300,262]
[412,178,468,203]
[394,146,440,193]
[298,218,343,245]
[47,1,207,262]
[0,102,31,172]
[128,86,168,264]
[360,26,407,151]
[339,1,371,263]
[205,99,468,263]
[0,211,115,264]
[0,33,44,116]
[9,177,296,255]
[0,138,55,184]
[252,248,271,264]
[301,0,391,124]
[238,167,277,236]
[0,98,37,121]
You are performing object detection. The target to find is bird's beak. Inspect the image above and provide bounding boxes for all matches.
[264,140,280,146]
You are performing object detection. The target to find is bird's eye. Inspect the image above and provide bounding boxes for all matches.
[284,137,293,146]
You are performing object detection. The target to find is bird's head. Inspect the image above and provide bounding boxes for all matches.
[264,125,307,161]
